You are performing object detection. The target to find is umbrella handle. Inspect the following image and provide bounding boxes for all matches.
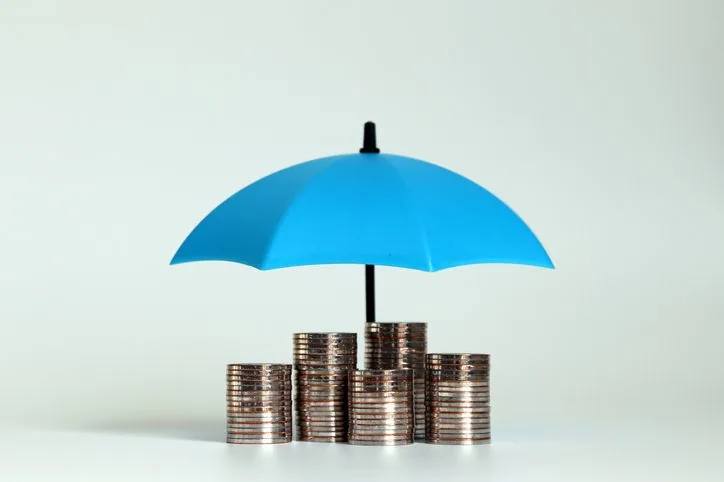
[365,264,375,322]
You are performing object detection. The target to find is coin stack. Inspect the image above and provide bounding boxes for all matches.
[425,353,491,445]
[364,322,427,439]
[226,363,293,444]
[293,333,357,442]
[348,369,414,445]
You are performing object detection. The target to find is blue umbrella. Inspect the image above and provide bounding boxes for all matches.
[171,122,553,321]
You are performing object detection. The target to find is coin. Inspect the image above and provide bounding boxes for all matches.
[226,364,292,444]
[294,333,357,443]
[365,323,427,440]
[425,353,491,444]
[347,367,415,445]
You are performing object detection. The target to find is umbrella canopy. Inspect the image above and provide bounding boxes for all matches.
[171,122,553,320]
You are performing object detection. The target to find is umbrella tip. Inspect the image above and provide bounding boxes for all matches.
[359,121,380,154]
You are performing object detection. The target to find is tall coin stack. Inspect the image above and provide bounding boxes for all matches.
[425,353,491,445]
[364,322,427,439]
[293,333,357,442]
[226,363,293,444]
[348,369,414,445]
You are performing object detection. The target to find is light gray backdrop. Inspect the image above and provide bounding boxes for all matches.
[1,0,722,436]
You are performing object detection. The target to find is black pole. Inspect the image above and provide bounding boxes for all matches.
[365,264,375,323]
[360,122,379,322]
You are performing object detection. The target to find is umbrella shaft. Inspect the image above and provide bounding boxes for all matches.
[365,265,375,322]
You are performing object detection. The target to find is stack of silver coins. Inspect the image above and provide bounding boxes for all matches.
[348,369,414,445]
[364,322,427,439]
[293,333,357,442]
[226,363,293,444]
[425,354,491,445]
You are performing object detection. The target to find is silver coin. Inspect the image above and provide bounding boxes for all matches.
[226,407,292,414]
[427,426,492,433]
[296,411,347,418]
[227,426,291,434]
[226,389,292,396]
[350,368,412,376]
[226,389,292,395]
[428,426,492,434]
[428,424,491,431]
[294,352,357,358]
[427,414,492,421]
[426,366,489,373]
[226,403,292,410]
[227,439,291,445]
[349,395,412,402]
[349,421,414,428]
[350,426,413,432]
[349,382,414,389]
[293,351,356,358]
[425,438,490,445]
[296,386,347,393]
[227,418,292,425]
[226,376,291,383]
[350,413,413,419]
[227,417,292,424]
[427,412,491,420]
[226,432,292,439]
[296,382,348,388]
[227,363,292,370]
[365,348,426,354]
[349,380,413,387]
[350,416,414,423]
[427,398,490,404]
[295,391,347,398]
[295,421,347,427]
[348,406,412,414]
[225,397,292,404]
[296,405,347,411]
[226,436,291,443]
[351,428,414,435]
[296,418,347,424]
[296,436,347,443]
[427,399,490,406]
[427,391,490,399]
[293,351,357,358]
[296,394,347,401]
[427,383,491,390]
[295,363,356,369]
[226,381,291,389]
[348,393,413,400]
[427,353,489,361]
[348,438,413,445]
[226,371,291,378]
[293,332,357,338]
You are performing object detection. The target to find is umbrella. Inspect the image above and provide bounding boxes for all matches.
[171,122,553,321]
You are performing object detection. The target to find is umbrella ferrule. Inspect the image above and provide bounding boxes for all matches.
[359,121,380,154]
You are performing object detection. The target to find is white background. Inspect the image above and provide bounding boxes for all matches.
[1,1,723,480]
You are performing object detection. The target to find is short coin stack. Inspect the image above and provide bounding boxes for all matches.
[425,353,491,445]
[293,333,357,442]
[348,369,414,445]
[226,363,293,444]
[364,322,427,439]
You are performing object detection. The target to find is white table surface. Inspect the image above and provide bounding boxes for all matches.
[1,419,721,482]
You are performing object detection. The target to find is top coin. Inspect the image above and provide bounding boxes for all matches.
[294,333,357,339]
[426,354,489,363]
[227,363,293,371]
[366,322,427,328]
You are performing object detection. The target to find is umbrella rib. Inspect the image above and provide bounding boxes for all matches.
[387,160,434,271]
[257,158,344,269]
